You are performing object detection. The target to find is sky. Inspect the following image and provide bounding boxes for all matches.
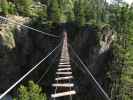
[125,0,133,4]
[107,0,133,4]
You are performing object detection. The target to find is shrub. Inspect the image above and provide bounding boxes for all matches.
[16,81,47,100]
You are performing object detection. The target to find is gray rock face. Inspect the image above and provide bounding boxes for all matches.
[70,27,112,100]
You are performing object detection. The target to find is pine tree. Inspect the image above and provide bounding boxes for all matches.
[74,0,86,26]
[0,0,9,15]
[8,2,16,14]
[48,0,75,23]
[48,0,61,23]
[108,2,133,100]
[16,0,33,16]
[59,0,75,22]
[119,5,133,100]
[88,0,106,24]
[16,81,47,100]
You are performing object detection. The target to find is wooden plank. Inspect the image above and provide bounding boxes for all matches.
[51,90,76,98]
[55,76,73,80]
[56,72,72,75]
[61,55,69,57]
[59,61,70,64]
[59,62,70,65]
[57,68,71,71]
[62,54,69,56]
[52,83,74,87]
[58,65,71,67]
[60,56,70,58]
[60,58,70,61]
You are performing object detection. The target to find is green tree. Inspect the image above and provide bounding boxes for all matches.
[74,0,86,26]
[119,5,133,100]
[65,0,75,22]
[16,81,47,100]
[8,2,16,14]
[48,0,61,23]
[89,0,106,24]
[16,0,33,16]
[107,2,133,100]
[0,0,9,15]
[58,0,75,22]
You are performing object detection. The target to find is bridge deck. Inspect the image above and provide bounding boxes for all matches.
[51,32,76,98]
[51,91,76,98]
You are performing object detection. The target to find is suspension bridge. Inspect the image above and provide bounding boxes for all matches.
[0,16,111,100]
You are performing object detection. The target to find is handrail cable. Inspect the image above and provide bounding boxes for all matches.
[69,44,111,100]
[0,16,60,38]
[0,41,62,100]
[71,58,86,74]
[37,49,61,84]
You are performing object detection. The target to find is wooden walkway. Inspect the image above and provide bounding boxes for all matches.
[51,32,76,99]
